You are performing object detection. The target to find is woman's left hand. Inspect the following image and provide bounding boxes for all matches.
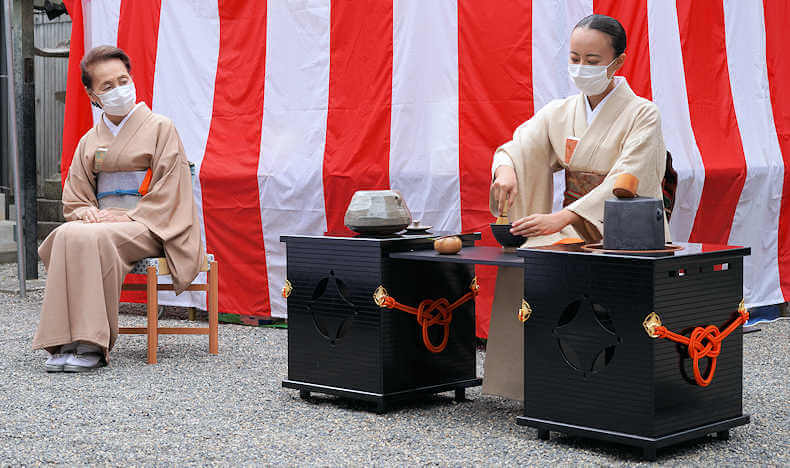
[97,210,132,223]
[511,210,580,237]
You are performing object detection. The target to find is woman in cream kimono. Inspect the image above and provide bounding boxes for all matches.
[33,46,204,372]
[484,15,669,400]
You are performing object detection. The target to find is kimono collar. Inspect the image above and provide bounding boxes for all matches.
[95,103,155,164]
[102,102,145,137]
[584,76,626,126]
[572,78,636,138]
[569,79,638,170]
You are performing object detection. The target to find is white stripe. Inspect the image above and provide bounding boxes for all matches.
[82,0,122,124]
[151,0,220,309]
[82,0,121,53]
[531,0,592,111]
[531,0,593,212]
[647,0,705,243]
[258,0,331,318]
[723,0,785,307]
[390,0,460,232]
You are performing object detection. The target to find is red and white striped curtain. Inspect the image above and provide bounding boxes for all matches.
[61,0,789,337]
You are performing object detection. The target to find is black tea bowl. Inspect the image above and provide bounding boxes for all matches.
[490,223,527,248]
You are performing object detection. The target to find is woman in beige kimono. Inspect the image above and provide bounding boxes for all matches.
[33,46,204,372]
[484,15,669,400]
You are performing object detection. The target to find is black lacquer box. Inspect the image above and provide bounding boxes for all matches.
[515,242,751,459]
[281,233,482,413]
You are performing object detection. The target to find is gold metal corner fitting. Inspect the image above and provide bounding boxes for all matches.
[470,277,479,292]
[517,299,532,323]
[373,285,389,307]
[643,312,662,338]
[282,280,293,299]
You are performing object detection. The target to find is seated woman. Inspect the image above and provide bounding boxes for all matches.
[33,46,204,372]
[483,15,670,400]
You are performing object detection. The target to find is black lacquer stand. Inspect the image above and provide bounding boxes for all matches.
[514,243,751,460]
[281,232,482,413]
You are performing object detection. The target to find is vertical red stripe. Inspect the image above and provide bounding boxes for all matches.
[200,1,270,317]
[676,1,747,245]
[322,0,393,234]
[593,0,652,100]
[60,0,93,185]
[116,0,161,107]
[764,0,790,300]
[115,0,162,303]
[458,1,533,338]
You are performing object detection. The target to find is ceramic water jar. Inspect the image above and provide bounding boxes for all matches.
[344,190,412,235]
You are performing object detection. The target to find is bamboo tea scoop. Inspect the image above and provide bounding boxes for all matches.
[496,203,510,225]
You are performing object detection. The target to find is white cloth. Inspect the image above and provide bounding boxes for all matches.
[491,76,626,178]
[102,102,143,137]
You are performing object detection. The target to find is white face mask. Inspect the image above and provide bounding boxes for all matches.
[96,81,136,116]
[568,57,618,96]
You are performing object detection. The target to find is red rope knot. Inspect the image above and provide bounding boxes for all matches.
[415,298,454,353]
[650,300,749,387]
[686,325,722,386]
[374,278,479,353]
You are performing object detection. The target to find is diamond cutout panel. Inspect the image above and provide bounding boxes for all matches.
[308,270,358,345]
[553,297,621,377]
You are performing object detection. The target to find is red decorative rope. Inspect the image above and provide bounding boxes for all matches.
[379,280,479,353]
[654,303,749,386]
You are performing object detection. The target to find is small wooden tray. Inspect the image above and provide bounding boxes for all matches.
[581,243,684,254]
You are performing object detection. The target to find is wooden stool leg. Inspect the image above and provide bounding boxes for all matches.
[208,261,218,355]
[146,266,159,364]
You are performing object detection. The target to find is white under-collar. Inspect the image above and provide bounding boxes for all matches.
[584,76,625,126]
[102,102,144,137]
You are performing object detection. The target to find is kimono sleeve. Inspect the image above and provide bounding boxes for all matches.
[489,101,562,218]
[61,136,98,222]
[127,122,204,293]
[565,103,666,235]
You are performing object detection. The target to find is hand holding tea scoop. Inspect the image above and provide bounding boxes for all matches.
[492,166,518,218]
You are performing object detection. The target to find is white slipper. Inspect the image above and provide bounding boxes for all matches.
[45,353,71,373]
[63,352,106,372]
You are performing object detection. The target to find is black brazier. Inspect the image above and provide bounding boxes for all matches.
[281,233,482,413]
[515,243,751,460]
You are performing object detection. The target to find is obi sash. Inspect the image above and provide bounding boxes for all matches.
[96,169,153,210]
[562,169,607,242]
[563,169,606,207]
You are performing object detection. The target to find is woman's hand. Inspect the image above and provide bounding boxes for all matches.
[82,207,130,223]
[492,166,518,216]
[97,209,132,223]
[511,210,581,237]
[81,207,102,223]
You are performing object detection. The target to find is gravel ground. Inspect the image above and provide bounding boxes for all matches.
[0,262,787,466]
